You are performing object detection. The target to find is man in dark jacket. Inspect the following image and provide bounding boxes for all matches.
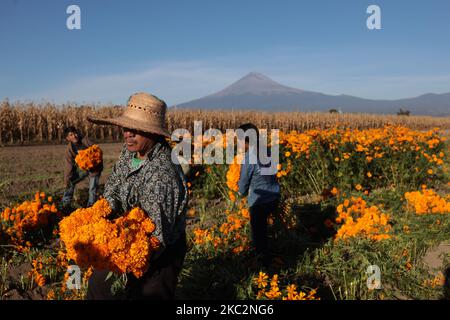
[61,126,103,210]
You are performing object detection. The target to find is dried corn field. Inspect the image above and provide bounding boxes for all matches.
[1,101,449,145]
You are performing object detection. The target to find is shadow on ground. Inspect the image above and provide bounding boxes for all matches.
[177,200,338,299]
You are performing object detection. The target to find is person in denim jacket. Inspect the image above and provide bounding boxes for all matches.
[237,123,280,267]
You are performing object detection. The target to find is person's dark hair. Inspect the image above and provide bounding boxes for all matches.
[238,123,259,135]
[237,122,261,157]
[238,123,259,144]
[64,126,78,138]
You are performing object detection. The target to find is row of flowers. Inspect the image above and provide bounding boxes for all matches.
[405,186,450,215]
[0,192,60,250]
[276,126,446,194]
[192,198,251,255]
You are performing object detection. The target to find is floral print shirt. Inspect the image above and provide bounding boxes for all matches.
[103,140,188,258]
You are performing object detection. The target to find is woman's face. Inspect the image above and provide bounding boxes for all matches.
[123,128,155,156]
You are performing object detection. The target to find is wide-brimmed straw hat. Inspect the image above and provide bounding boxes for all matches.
[87,92,170,137]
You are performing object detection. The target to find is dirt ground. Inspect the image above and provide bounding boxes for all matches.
[0,143,124,208]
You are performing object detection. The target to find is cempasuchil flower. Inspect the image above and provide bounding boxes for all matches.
[59,199,159,278]
[75,144,103,171]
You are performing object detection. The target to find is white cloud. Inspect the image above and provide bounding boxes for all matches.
[21,61,246,105]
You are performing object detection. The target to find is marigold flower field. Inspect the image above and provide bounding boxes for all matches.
[0,125,449,300]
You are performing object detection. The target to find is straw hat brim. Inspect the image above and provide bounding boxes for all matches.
[87,115,171,138]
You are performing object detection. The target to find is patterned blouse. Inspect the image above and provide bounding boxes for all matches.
[103,140,188,258]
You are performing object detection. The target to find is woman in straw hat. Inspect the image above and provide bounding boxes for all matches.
[86,92,188,300]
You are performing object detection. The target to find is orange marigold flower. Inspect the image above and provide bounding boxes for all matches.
[254,272,269,289]
[59,199,159,278]
[405,261,412,271]
[75,145,103,171]
[226,154,244,200]
[46,290,56,300]
[404,188,450,215]
[334,197,391,242]
[0,192,60,246]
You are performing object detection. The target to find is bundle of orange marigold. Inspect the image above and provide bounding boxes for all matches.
[59,199,160,278]
[334,197,391,241]
[0,192,59,245]
[404,186,450,214]
[226,153,244,202]
[75,144,103,171]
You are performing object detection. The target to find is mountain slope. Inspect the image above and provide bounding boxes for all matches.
[175,72,450,116]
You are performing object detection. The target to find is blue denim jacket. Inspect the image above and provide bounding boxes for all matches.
[238,147,280,207]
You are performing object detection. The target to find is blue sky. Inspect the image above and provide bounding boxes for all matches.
[1,0,450,105]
